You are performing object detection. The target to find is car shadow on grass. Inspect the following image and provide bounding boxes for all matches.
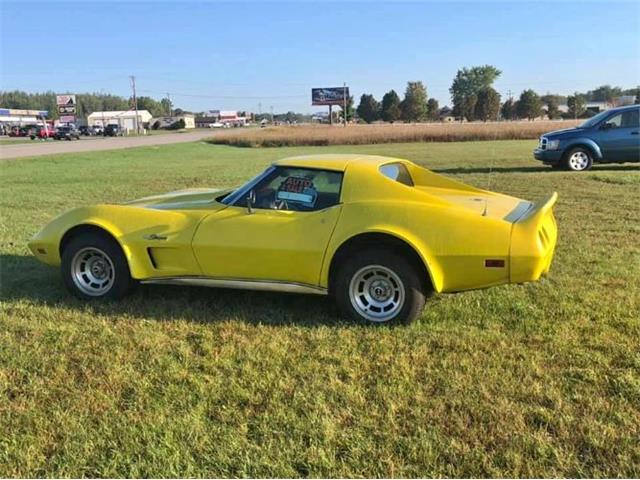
[0,254,351,327]
[433,164,639,175]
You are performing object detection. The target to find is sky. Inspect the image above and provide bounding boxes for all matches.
[1,1,639,113]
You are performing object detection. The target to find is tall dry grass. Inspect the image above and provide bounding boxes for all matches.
[206,120,580,147]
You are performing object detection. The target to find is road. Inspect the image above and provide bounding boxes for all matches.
[0,130,215,160]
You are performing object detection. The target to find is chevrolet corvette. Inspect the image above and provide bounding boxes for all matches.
[29,154,558,324]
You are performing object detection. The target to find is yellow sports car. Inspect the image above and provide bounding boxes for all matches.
[29,154,558,324]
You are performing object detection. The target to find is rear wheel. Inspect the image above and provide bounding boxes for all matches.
[61,232,135,300]
[564,147,593,171]
[334,249,427,325]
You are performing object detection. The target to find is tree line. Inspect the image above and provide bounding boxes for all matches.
[356,66,639,123]
[0,90,173,120]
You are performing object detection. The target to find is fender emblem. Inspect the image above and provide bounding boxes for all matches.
[144,233,167,240]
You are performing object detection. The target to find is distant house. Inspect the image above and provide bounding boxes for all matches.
[438,107,457,122]
[614,95,636,106]
[87,110,152,131]
[585,101,610,113]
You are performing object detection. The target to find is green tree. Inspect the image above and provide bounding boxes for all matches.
[400,81,428,122]
[449,65,502,121]
[134,96,165,117]
[461,94,478,122]
[585,85,622,103]
[501,98,516,120]
[517,89,542,120]
[160,98,172,116]
[474,87,501,121]
[427,98,439,121]
[567,93,587,118]
[541,94,562,119]
[380,90,402,123]
[356,94,380,123]
[339,95,354,123]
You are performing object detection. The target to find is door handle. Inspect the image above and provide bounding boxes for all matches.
[631,131,639,135]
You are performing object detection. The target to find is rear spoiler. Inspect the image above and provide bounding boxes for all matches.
[516,192,558,225]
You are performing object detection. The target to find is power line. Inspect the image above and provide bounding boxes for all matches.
[137,88,307,100]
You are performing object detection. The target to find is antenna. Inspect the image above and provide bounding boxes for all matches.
[482,165,493,217]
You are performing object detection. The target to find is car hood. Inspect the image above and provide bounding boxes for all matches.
[122,187,233,211]
[543,127,584,139]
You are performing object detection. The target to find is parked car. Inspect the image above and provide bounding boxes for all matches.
[9,126,31,137]
[93,125,104,135]
[55,126,81,141]
[78,126,97,136]
[103,124,123,136]
[30,125,56,140]
[28,154,558,325]
[534,104,640,171]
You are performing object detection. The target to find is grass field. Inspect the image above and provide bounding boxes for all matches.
[0,138,38,145]
[1,140,639,477]
[207,120,580,147]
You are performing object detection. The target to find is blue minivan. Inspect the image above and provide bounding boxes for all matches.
[534,104,640,171]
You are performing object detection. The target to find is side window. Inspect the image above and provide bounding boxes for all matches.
[236,167,343,212]
[604,113,622,128]
[604,110,640,129]
[380,162,414,186]
[621,109,639,128]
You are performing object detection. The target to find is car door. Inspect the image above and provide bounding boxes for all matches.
[598,108,640,162]
[192,167,343,286]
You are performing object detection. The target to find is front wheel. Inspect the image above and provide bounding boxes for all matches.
[61,232,136,300]
[334,249,427,325]
[564,147,593,171]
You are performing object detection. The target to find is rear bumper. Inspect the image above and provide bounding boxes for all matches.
[510,193,558,283]
[534,148,563,164]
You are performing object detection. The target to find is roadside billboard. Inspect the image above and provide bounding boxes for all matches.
[56,95,76,107]
[56,94,76,122]
[312,87,349,106]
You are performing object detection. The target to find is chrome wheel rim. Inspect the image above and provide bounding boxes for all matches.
[71,247,115,296]
[569,151,589,170]
[349,265,405,322]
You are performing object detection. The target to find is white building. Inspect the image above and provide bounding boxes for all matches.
[87,110,152,131]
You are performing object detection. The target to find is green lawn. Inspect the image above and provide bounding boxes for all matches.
[0,138,37,145]
[1,141,639,477]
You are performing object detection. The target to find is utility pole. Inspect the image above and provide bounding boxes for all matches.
[166,92,172,117]
[270,105,274,124]
[343,82,347,126]
[130,75,139,134]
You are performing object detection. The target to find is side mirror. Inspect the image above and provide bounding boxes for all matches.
[246,190,255,214]
[600,122,612,130]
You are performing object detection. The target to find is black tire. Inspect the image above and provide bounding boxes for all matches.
[333,248,427,325]
[61,232,136,300]
[563,147,593,171]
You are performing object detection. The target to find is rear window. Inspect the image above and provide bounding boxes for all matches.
[379,163,414,186]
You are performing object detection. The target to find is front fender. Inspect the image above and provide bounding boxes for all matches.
[29,204,205,279]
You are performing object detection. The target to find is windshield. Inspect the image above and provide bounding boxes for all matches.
[579,110,610,129]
